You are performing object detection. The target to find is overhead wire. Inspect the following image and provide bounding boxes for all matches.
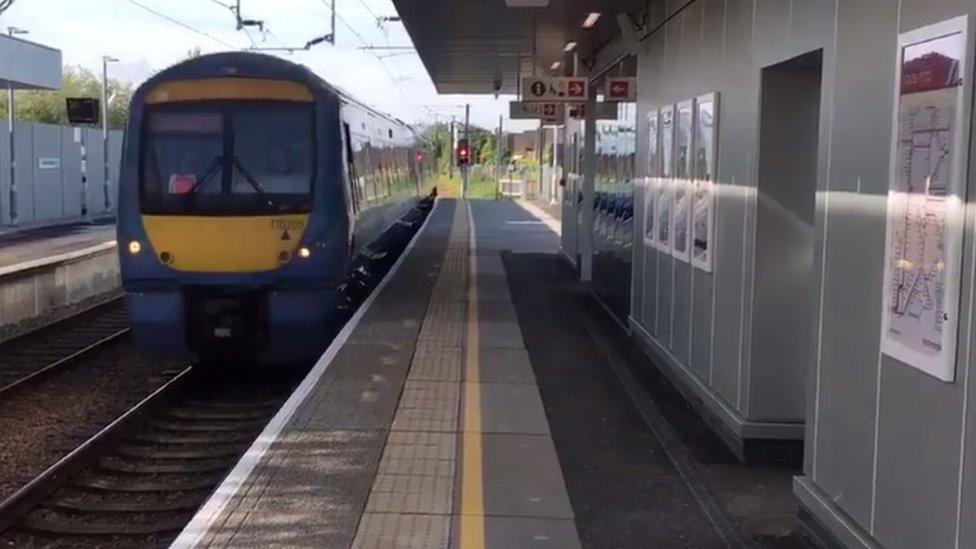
[324,1,439,120]
[122,0,237,48]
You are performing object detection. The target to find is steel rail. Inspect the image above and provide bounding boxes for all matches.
[0,366,194,533]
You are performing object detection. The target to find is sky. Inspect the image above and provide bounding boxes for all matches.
[1,0,539,131]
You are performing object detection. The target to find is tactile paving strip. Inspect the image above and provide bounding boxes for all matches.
[407,343,462,383]
[352,513,450,549]
[391,380,460,432]
[352,201,470,547]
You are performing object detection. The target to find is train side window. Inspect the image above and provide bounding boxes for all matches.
[343,123,359,213]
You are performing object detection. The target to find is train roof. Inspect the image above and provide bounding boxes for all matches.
[133,51,416,136]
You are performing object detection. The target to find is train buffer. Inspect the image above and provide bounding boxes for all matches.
[172,199,808,548]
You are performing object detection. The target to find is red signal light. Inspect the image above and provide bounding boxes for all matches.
[456,138,470,167]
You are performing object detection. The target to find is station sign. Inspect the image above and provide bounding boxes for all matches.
[567,102,619,120]
[605,77,637,102]
[510,101,565,123]
[521,76,588,102]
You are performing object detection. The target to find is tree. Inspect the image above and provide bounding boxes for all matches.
[0,65,133,130]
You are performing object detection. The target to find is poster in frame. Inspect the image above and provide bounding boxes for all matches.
[878,15,973,382]
[691,92,718,272]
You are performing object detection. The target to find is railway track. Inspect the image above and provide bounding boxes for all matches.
[0,368,299,547]
[0,297,130,397]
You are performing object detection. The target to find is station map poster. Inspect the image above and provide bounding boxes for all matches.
[644,110,659,246]
[692,93,718,272]
[654,105,674,251]
[880,16,972,382]
[671,100,693,262]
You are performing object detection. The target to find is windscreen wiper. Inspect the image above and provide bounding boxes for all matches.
[231,156,280,211]
[183,155,224,204]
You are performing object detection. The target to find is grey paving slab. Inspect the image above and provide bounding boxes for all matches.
[476,433,575,519]
[289,342,415,431]
[449,516,582,549]
[391,380,460,432]
[477,347,536,385]
[467,382,550,435]
[475,276,513,302]
[478,320,527,349]
[477,299,520,324]
[353,513,450,549]
[348,318,425,345]
[408,343,462,382]
[201,429,386,548]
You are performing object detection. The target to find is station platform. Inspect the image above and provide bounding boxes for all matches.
[0,221,116,273]
[174,199,807,548]
[0,221,118,334]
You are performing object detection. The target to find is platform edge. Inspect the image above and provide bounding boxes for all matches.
[170,198,442,548]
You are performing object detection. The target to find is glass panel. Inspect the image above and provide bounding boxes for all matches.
[141,102,315,215]
[232,107,313,195]
[143,111,223,202]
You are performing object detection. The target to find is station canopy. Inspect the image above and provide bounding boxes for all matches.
[0,34,61,90]
[390,0,644,94]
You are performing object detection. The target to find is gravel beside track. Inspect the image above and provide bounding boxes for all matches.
[0,341,181,502]
[0,369,301,548]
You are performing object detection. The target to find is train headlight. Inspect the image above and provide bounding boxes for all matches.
[298,247,311,259]
[128,240,142,255]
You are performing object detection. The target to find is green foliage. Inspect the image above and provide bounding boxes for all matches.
[419,121,503,173]
[0,65,133,130]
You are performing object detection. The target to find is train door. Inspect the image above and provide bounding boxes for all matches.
[342,122,359,215]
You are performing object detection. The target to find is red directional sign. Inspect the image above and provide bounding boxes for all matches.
[567,80,585,98]
[605,77,637,102]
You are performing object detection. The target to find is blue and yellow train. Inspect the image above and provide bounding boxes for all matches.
[117,52,435,364]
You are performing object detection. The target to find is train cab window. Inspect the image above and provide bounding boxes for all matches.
[142,112,224,198]
[141,102,314,215]
[231,108,313,197]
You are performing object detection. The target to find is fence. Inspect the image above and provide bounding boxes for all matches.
[0,121,124,228]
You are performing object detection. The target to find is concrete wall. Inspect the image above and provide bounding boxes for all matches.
[0,122,123,227]
[611,0,976,546]
[0,243,119,329]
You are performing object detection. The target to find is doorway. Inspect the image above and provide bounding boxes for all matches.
[750,49,823,421]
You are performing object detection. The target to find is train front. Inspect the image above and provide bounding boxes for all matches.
[117,53,350,365]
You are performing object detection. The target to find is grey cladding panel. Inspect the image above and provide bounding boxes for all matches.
[810,0,897,527]
[873,363,965,548]
[32,124,63,220]
[13,123,33,223]
[672,261,692,364]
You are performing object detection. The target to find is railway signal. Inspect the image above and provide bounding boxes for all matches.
[456,138,470,167]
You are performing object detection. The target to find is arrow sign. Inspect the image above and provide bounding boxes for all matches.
[520,76,589,102]
[510,101,565,123]
[605,77,637,102]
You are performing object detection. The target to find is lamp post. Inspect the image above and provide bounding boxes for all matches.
[101,55,119,215]
[6,26,28,226]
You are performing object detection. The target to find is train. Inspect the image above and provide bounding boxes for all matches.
[117,52,436,365]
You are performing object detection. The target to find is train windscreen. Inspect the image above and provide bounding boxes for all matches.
[140,102,315,215]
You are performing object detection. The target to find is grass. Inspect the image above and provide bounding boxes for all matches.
[434,171,502,200]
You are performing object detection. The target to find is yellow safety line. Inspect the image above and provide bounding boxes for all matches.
[460,199,486,549]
